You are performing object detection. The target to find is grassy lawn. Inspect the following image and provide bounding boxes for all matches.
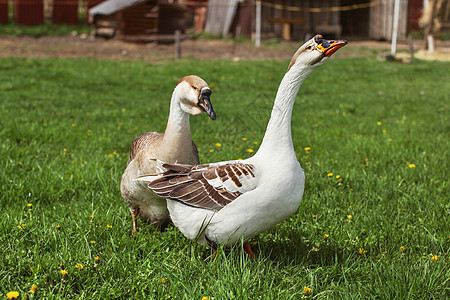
[0,54,448,299]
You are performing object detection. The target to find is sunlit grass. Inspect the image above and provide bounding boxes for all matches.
[0,56,448,298]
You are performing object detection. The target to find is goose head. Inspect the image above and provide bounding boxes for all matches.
[287,34,347,71]
[175,75,216,120]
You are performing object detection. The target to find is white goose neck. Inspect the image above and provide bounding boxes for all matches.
[163,88,191,147]
[256,64,314,158]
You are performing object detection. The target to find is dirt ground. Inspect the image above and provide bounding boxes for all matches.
[0,34,449,61]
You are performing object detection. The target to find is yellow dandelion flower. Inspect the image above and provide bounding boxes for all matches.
[107,154,114,158]
[106,225,112,229]
[113,151,118,156]
[161,277,169,283]
[87,130,92,134]
[17,223,26,229]
[388,138,392,142]
[312,215,317,218]
[94,256,100,262]
[347,215,352,220]
[30,284,38,294]
[59,263,65,268]
[327,173,333,178]
[441,107,445,111]
[72,123,76,127]
[90,215,94,220]
[201,297,210,300]
[323,234,329,240]
[90,241,96,244]
[382,129,387,133]
[209,149,214,153]
[56,225,61,230]
[247,149,254,153]
[400,246,406,252]
[304,146,311,151]
[253,141,258,145]
[75,263,84,270]
[242,138,247,141]
[61,270,68,276]
[336,175,341,179]
[27,203,32,208]
[63,148,67,153]
[314,123,319,127]
[377,121,382,126]
[358,248,367,254]
[215,143,222,147]
[6,291,20,299]
[303,287,312,295]
[409,164,416,168]
[431,255,438,261]
[237,158,243,160]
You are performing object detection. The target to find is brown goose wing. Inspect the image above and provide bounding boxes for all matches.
[148,161,259,211]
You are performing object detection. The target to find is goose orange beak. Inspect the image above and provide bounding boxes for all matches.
[315,35,347,57]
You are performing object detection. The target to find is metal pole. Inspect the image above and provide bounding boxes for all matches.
[390,0,400,56]
[255,0,261,48]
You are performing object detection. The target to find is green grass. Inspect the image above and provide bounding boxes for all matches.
[0,54,449,299]
[0,23,92,37]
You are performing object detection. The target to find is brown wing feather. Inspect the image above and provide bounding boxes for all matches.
[128,132,163,162]
[148,161,257,211]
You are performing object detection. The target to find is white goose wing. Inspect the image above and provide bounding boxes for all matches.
[148,161,259,211]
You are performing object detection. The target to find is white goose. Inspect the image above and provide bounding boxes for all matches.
[121,75,216,231]
[137,35,347,255]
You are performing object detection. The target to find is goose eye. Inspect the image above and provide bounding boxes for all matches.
[306,45,313,50]
[192,85,197,90]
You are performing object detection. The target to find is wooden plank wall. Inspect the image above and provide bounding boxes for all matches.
[370,0,408,40]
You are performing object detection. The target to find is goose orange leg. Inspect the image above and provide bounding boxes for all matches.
[244,241,256,258]
[131,207,140,233]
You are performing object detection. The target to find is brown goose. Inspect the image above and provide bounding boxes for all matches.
[121,75,216,231]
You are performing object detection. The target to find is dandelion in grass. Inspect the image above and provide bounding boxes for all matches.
[61,270,68,277]
[312,214,317,218]
[59,263,65,269]
[247,149,254,153]
[215,143,221,147]
[409,164,416,168]
[72,123,76,127]
[323,234,329,240]
[161,278,169,284]
[327,173,333,178]
[17,223,26,229]
[304,146,311,152]
[209,149,214,153]
[253,141,258,145]
[241,137,247,141]
[90,241,96,244]
[358,248,367,254]
[94,256,100,262]
[347,215,352,220]
[106,225,112,229]
[30,284,37,294]
[314,123,319,127]
[388,138,392,142]
[27,203,32,208]
[400,246,406,252]
[75,263,84,270]
[377,121,382,126]
[56,225,61,230]
[201,297,210,300]
[303,287,312,295]
[6,291,19,299]
[431,255,438,261]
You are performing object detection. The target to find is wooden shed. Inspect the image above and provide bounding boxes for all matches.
[89,0,191,43]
